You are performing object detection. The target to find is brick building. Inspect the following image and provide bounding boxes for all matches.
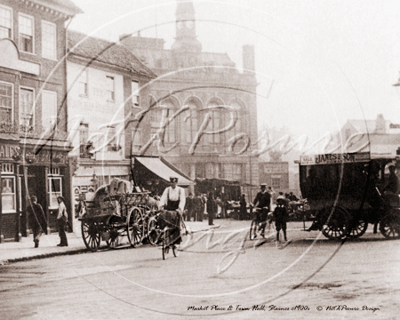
[66,30,155,202]
[120,0,259,199]
[0,0,82,241]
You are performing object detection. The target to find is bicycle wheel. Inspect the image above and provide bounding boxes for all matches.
[249,219,258,240]
[148,216,160,246]
[161,228,169,260]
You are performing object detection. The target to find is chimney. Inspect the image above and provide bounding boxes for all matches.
[375,114,387,133]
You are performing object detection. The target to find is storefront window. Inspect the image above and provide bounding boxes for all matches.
[2,176,15,212]
[48,177,62,209]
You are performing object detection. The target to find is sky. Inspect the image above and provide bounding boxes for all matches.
[68,0,400,144]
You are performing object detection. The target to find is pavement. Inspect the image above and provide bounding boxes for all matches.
[0,218,223,265]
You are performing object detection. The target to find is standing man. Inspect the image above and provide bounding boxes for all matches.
[56,196,68,247]
[159,177,186,249]
[252,183,271,237]
[27,196,46,248]
[185,193,194,221]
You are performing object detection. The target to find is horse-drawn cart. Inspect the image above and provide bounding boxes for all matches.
[79,179,154,251]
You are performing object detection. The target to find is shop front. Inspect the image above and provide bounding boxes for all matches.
[0,135,22,242]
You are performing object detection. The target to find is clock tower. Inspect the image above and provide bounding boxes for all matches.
[171,0,202,68]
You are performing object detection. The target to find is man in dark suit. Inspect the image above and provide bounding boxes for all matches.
[252,184,271,236]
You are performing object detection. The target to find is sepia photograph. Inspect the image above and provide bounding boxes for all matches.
[0,0,399,319]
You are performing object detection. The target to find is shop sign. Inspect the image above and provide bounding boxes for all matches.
[300,152,370,165]
[0,144,21,160]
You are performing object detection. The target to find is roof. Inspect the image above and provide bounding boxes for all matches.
[347,119,391,133]
[67,30,156,79]
[134,157,195,186]
[30,0,83,16]
[126,47,237,73]
[346,133,400,159]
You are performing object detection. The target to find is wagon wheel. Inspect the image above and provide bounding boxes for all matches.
[321,206,350,240]
[81,220,101,252]
[348,219,368,239]
[127,207,143,247]
[249,219,258,240]
[148,216,161,246]
[380,213,400,239]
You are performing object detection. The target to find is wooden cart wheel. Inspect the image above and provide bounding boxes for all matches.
[249,219,258,240]
[321,206,350,240]
[81,220,100,252]
[380,213,400,239]
[148,216,161,246]
[127,208,143,247]
[348,219,368,239]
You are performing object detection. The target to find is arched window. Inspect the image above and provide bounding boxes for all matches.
[182,99,199,144]
[161,100,177,144]
[149,97,162,140]
[225,101,244,141]
[205,101,222,144]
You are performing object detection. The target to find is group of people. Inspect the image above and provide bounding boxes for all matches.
[251,183,291,242]
[27,195,69,248]
[183,192,218,225]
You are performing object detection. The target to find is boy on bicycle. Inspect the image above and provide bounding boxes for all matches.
[252,183,271,237]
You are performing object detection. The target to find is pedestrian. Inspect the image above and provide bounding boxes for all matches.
[239,194,247,220]
[76,195,86,218]
[56,196,68,247]
[207,192,217,225]
[27,196,46,248]
[193,194,204,221]
[185,193,194,221]
[252,183,271,237]
[273,195,289,242]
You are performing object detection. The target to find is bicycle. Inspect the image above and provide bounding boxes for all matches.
[249,207,273,240]
[147,210,189,259]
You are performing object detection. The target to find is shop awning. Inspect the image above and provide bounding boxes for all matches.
[134,156,195,186]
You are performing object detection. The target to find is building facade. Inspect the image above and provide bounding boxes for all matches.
[120,0,259,199]
[66,30,155,203]
[0,0,82,241]
[259,162,289,193]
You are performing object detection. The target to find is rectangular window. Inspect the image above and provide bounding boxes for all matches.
[131,81,139,106]
[106,126,117,151]
[1,163,14,173]
[0,81,13,124]
[79,70,88,96]
[232,164,242,181]
[48,177,62,209]
[42,90,57,131]
[2,176,16,212]
[132,128,142,152]
[272,178,281,189]
[0,5,12,39]
[20,87,34,128]
[106,76,114,101]
[79,123,90,158]
[41,20,56,60]
[19,14,34,53]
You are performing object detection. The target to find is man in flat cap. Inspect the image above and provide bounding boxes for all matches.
[251,183,271,237]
